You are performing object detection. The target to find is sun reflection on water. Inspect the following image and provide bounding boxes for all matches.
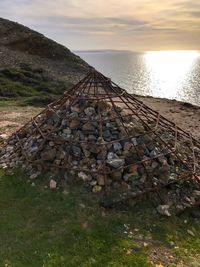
[144,50,200,100]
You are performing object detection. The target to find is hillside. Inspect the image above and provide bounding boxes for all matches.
[0,17,90,105]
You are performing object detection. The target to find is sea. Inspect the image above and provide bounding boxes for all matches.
[75,50,200,106]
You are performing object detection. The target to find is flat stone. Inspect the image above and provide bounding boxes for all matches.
[90,180,97,186]
[29,173,39,179]
[107,158,125,168]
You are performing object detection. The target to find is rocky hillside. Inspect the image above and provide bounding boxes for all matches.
[0,17,90,105]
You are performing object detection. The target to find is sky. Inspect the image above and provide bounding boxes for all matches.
[0,0,200,51]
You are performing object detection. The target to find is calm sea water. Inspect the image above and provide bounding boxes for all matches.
[76,51,200,106]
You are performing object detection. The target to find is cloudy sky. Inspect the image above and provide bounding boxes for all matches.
[0,0,200,51]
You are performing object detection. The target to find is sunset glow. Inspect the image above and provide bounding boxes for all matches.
[1,0,200,51]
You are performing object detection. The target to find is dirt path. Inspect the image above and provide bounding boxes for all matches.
[0,105,43,139]
[136,96,200,140]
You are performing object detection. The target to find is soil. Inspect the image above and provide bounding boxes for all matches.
[136,96,200,139]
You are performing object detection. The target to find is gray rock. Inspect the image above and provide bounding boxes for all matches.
[84,107,95,116]
[72,146,82,157]
[113,142,122,152]
[107,158,125,168]
[103,130,111,139]
[63,128,71,135]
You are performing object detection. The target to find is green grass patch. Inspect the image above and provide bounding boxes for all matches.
[0,170,151,267]
[0,169,199,267]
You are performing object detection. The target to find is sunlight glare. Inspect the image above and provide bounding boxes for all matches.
[144,50,200,99]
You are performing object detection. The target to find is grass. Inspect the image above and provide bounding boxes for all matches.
[0,67,74,107]
[0,170,200,267]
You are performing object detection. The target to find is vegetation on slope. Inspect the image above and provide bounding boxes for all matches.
[0,64,74,106]
[0,17,90,107]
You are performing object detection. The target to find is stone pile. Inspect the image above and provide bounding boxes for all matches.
[0,70,200,215]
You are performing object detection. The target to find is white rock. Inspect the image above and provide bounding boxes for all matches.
[49,179,57,189]
[63,128,71,135]
[78,172,92,182]
[29,173,39,179]
[107,152,115,161]
[131,138,137,146]
[187,229,195,237]
[157,205,171,217]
